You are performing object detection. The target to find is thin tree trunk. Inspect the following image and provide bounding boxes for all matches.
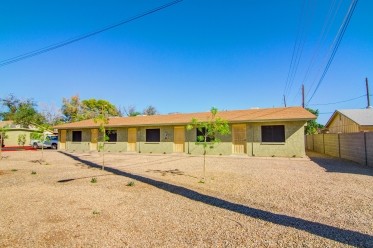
[0,135,3,160]
[102,127,105,170]
[102,148,105,170]
[41,143,44,161]
[41,134,45,162]
[203,149,206,182]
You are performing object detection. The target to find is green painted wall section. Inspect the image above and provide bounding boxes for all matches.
[98,128,128,152]
[185,127,232,155]
[60,121,306,157]
[66,129,90,152]
[137,126,174,154]
[246,121,306,157]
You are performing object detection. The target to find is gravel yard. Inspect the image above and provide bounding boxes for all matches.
[0,150,372,247]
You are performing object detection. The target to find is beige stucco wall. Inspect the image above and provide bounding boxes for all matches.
[2,129,34,147]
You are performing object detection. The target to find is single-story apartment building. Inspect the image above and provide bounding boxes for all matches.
[54,106,315,157]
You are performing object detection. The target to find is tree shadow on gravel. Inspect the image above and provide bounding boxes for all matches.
[57,173,113,183]
[307,151,373,176]
[60,151,373,247]
[116,156,190,168]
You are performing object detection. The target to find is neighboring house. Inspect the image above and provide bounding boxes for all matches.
[324,108,373,133]
[54,107,316,157]
[0,121,38,147]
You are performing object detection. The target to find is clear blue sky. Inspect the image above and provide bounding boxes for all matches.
[1,0,372,124]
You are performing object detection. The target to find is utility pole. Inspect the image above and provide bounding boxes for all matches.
[366,77,371,108]
[302,84,305,108]
[283,95,287,107]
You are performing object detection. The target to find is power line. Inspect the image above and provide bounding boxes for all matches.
[0,0,183,67]
[305,0,345,99]
[284,0,317,104]
[306,0,358,105]
[308,94,367,106]
[283,0,306,98]
[302,0,343,86]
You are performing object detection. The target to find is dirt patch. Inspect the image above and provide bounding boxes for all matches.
[0,150,372,247]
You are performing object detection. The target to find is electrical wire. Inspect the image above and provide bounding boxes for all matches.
[283,0,306,99]
[305,0,347,98]
[309,94,367,106]
[303,0,343,86]
[306,0,358,105]
[284,0,316,103]
[0,0,183,67]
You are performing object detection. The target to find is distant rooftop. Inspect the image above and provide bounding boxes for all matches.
[0,120,12,128]
[336,108,373,126]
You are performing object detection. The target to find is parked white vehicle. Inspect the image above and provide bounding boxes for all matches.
[30,135,58,149]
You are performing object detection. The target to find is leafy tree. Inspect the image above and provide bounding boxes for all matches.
[305,108,324,135]
[143,105,158,115]
[61,96,120,122]
[13,101,45,127]
[187,107,230,182]
[0,94,20,120]
[61,95,83,122]
[0,95,43,126]
[81,99,119,118]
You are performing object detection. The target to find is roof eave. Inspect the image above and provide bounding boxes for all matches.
[54,117,314,130]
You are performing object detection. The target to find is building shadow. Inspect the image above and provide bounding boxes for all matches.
[307,151,373,176]
[60,151,372,247]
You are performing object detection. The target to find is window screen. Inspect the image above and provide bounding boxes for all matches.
[105,130,117,142]
[146,129,160,142]
[261,125,285,142]
[72,131,82,142]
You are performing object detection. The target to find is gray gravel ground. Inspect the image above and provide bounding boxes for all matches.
[0,150,372,247]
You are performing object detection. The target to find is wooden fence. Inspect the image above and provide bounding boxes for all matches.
[305,133,373,167]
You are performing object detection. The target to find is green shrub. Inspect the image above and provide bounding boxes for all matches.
[126,181,135,187]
